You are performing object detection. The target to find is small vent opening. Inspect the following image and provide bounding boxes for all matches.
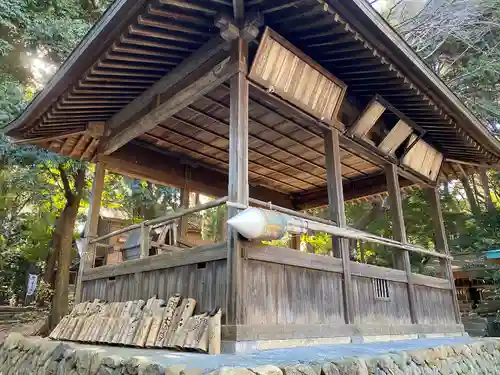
[373,278,390,301]
[197,262,207,270]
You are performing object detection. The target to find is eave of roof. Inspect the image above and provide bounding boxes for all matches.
[330,0,500,160]
[3,0,499,166]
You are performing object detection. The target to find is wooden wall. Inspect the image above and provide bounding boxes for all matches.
[414,285,456,324]
[352,276,412,325]
[81,243,228,314]
[82,259,226,313]
[240,258,344,325]
[241,245,457,330]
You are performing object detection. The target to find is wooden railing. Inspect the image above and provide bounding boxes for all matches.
[86,196,228,267]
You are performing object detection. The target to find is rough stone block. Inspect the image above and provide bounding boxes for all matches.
[250,365,283,375]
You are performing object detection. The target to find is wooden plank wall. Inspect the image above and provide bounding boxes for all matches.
[414,285,456,324]
[352,276,412,325]
[240,259,344,325]
[81,259,227,314]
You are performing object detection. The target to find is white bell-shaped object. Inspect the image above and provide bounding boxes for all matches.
[227,207,288,240]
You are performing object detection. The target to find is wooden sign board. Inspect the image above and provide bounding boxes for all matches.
[249,27,347,130]
[402,135,443,181]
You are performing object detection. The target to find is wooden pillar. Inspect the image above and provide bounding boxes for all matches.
[479,168,495,213]
[226,38,249,325]
[385,164,418,324]
[426,187,461,323]
[140,223,150,258]
[324,128,354,324]
[75,162,106,303]
[178,187,190,239]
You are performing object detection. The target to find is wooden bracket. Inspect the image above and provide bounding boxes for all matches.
[215,12,263,42]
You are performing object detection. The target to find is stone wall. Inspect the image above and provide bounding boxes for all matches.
[2,333,500,375]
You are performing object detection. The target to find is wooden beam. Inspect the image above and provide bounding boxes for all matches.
[104,36,226,133]
[233,0,244,22]
[179,180,190,239]
[98,142,293,208]
[426,187,461,324]
[227,38,249,326]
[324,128,354,325]
[102,54,237,155]
[293,173,415,209]
[75,162,106,303]
[12,130,85,145]
[82,242,227,280]
[385,164,418,324]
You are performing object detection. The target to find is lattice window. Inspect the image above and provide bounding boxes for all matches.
[373,278,390,301]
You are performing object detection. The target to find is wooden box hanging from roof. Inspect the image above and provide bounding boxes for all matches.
[249,27,347,130]
[402,134,443,181]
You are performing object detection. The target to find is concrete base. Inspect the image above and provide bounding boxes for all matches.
[221,324,468,353]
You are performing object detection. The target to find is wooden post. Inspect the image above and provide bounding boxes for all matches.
[226,38,249,325]
[324,128,354,325]
[75,162,106,304]
[178,184,190,240]
[140,223,150,258]
[385,164,418,324]
[426,187,461,323]
[479,168,495,213]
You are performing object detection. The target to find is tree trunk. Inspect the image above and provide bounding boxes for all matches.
[480,169,495,214]
[49,165,86,329]
[50,198,81,328]
[460,176,481,217]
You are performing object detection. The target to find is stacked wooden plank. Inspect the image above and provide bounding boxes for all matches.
[49,295,221,354]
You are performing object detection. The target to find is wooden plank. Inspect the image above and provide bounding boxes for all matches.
[140,223,150,258]
[411,273,451,290]
[426,187,461,323]
[414,286,457,324]
[249,28,346,128]
[352,276,411,325]
[386,164,418,324]
[82,242,227,280]
[227,38,249,326]
[222,323,464,341]
[324,128,354,325]
[102,54,238,155]
[348,99,386,138]
[75,163,106,304]
[350,262,407,283]
[245,245,343,274]
[378,120,412,155]
[428,152,443,181]
[13,131,86,145]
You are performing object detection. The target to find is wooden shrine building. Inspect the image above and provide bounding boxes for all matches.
[5,0,500,352]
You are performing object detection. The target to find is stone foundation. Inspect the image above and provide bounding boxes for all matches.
[1,333,500,375]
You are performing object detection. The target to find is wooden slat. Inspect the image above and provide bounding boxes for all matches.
[378,120,412,155]
[82,242,227,280]
[348,99,386,138]
[411,273,451,290]
[249,27,346,128]
[350,262,407,283]
[245,245,343,274]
